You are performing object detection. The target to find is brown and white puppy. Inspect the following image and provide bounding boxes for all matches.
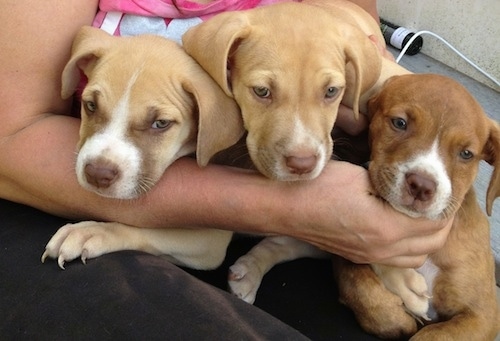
[182,0,391,181]
[42,26,242,270]
[334,74,500,340]
[63,26,243,199]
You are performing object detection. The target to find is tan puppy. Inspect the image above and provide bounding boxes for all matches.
[334,74,500,340]
[182,0,392,181]
[42,26,242,270]
[181,0,409,304]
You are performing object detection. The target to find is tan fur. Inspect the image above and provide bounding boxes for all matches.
[182,0,406,180]
[335,74,500,340]
[62,26,243,179]
[43,26,239,270]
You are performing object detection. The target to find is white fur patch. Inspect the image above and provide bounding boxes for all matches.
[273,116,327,180]
[394,140,452,219]
[76,71,143,199]
[416,258,440,321]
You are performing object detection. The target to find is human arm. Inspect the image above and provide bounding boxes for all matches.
[347,0,379,22]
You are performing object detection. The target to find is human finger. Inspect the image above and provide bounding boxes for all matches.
[376,218,454,267]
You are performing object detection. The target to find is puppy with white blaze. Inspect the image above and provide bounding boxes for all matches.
[335,74,500,341]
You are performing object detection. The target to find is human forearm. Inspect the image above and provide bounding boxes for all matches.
[120,158,452,269]
[0,113,285,233]
[347,0,379,22]
[0,112,451,268]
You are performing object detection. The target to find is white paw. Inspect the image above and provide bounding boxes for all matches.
[227,256,264,304]
[373,265,432,321]
[41,221,116,269]
[398,269,431,321]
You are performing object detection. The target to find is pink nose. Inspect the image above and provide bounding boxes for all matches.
[286,155,317,175]
[84,163,119,188]
[406,173,436,202]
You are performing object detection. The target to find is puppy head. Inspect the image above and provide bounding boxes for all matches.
[183,2,381,181]
[62,26,242,198]
[367,74,500,219]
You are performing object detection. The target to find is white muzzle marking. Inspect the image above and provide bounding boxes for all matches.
[393,140,452,219]
[76,72,143,199]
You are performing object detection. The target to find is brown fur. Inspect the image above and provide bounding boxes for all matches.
[335,74,500,340]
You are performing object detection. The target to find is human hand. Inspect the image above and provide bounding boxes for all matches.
[281,161,453,268]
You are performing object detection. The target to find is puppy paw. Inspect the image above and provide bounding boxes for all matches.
[398,270,431,321]
[373,265,431,321]
[41,221,122,269]
[336,262,418,339]
[228,256,264,304]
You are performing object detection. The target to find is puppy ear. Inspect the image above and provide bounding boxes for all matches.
[61,26,113,99]
[485,119,500,216]
[182,71,245,167]
[182,12,251,97]
[342,28,382,119]
[366,75,399,119]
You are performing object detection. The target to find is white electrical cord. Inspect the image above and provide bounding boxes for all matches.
[395,30,500,88]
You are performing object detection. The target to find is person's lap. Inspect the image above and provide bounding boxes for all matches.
[0,198,381,340]
[0,199,306,340]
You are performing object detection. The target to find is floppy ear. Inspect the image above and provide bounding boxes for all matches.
[341,27,383,120]
[485,119,500,216]
[61,26,114,99]
[182,71,244,167]
[181,12,250,165]
[182,11,251,97]
[366,75,399,119]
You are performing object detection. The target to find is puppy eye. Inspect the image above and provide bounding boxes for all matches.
[253,86,271,98]
[152,119,172,130]
[459,149,474,160]
[325,87,340,99]
[391,117,407,131]
[85,101,97,113]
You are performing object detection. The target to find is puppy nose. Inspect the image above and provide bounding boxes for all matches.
[84,163,119,188]
[406,173,436,202]
[286,155,317,175]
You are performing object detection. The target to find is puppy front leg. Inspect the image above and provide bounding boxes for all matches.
[42,221,233,270]
[333,257,418,339]
[228,236,327,304]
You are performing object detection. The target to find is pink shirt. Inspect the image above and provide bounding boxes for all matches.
[94,0,290,43]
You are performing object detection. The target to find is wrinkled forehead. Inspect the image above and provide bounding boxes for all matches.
[376,98,489,158]
[87,50,187,97]
[233,32,346,90]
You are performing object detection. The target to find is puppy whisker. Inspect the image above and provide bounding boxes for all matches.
[442,196,464,220]
[136,177,156,196]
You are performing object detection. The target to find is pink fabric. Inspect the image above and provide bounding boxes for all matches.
[93,0,292,36]
[98,0,262,18]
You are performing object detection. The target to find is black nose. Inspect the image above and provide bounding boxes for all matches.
[405,173,436,202]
